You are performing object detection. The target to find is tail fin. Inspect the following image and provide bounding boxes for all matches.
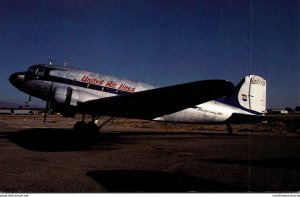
[223,75,267,114]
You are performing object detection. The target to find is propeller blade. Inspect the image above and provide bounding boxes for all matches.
[28,96,31,107]
[44,81,53,124]
[43,101,50,124]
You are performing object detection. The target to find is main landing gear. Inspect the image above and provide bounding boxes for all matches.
[73,114,113,137]
[74,121,98,133]
[74,114,99,137]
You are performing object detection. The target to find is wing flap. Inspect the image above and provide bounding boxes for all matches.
[79,80,234,119]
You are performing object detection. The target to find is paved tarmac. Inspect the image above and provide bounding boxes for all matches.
[0,116,299,192]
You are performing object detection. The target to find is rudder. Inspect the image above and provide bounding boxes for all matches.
[223,75,267,114]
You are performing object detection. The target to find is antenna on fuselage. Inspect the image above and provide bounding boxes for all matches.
[49,60,54,66]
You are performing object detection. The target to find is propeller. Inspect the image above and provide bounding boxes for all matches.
[43,100,50,124]
[43,81,54,124]
[25,96,31,107]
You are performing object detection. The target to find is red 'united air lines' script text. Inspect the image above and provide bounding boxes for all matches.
[81,76,136,92]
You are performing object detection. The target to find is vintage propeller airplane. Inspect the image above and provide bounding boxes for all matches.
[9,62,266,133]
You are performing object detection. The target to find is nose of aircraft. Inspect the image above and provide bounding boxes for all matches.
[9,72,26,88]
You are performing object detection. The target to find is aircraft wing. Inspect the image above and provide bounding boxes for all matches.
[79,80,234,119]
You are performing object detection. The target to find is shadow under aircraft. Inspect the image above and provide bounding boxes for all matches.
[86,170,246,192]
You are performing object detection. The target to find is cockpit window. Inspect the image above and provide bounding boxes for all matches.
[36,68,45,76]
[27,67,36,73]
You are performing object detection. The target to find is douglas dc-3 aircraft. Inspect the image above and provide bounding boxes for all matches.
[9,63,266,133]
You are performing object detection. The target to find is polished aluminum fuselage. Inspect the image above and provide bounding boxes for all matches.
[11,65,252,123]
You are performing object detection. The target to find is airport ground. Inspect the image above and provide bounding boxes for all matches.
[0,114,299,192]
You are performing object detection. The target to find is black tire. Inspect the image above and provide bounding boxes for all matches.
[87,122,99,137]
[74,121,87,132]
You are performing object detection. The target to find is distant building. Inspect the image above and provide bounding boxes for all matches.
[267,109,289,114]
[0,109,11,114]
[0,107,43,115]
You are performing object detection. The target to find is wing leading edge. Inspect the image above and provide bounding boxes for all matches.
[79,80,235,119]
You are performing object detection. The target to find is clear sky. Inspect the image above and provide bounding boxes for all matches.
[0,0,299,109]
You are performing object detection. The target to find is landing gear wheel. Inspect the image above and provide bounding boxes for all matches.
[73,121,99,140]
[74,121,87,132]
[87,122,99,137]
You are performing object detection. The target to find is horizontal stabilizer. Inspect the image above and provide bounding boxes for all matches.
[80,80,234,119]
[227,113,267,124]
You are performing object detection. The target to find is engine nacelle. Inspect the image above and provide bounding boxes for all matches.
[53,87,99,107]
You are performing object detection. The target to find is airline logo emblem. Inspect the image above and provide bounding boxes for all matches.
[18,74,25,81]
[241,94,248,101]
